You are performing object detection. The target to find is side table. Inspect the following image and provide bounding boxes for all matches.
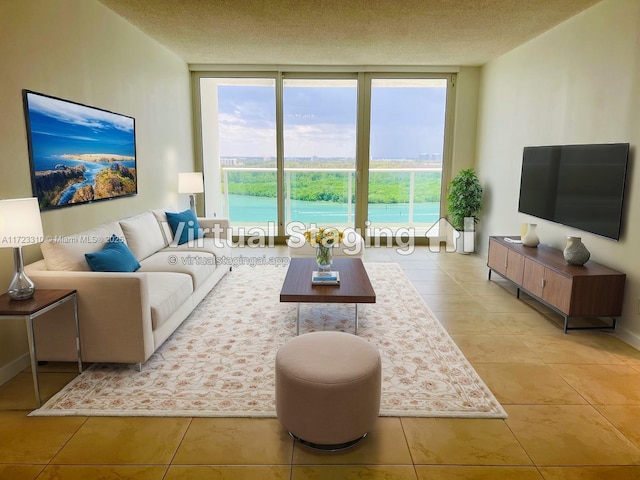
[0,289,82,407]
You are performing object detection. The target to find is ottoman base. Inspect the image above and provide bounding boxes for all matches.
[289,432,367,452]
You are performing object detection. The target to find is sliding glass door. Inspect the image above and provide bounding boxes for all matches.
[195,71,453,240]
[198,77,277,235]
[367,78,447,237]
[283,78,357,227]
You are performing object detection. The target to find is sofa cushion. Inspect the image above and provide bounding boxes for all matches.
[119,211,166,261]
[138,251,216,290]
[152,208,177,246]
[166,209,204,245]
[85,235,141,272]
[145,272,193,331]
[40,221,126,271]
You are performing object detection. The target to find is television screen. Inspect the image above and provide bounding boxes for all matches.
[23,90,137,210]
[518,143,629,240]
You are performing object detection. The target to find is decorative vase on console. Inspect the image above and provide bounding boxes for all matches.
[563,236,590,266]
[316,244,333,272]
[521,223,540,247]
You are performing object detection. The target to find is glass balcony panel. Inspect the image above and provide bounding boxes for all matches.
[285,170,355,227]
[225,168,277,232]
[199,77,277,235]
[283,78,357,229]
[368,78,447,236]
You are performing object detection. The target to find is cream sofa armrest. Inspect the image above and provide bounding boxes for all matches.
[25,269,155,364]
[198,217,230,240]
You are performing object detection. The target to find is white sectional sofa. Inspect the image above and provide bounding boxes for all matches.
[25,208,232,367]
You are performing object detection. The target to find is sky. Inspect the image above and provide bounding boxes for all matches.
[216,81,447,159]
[25,92,136,159]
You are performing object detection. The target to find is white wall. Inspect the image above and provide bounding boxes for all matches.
[476,0,640,346]
[0,0,195,380]
[452,67,480,174]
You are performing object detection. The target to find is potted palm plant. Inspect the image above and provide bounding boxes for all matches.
[447,168,483,253]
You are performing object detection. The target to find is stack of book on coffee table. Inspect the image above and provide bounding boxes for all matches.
[312,271,340,285]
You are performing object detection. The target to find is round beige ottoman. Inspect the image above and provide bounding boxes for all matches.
[275,331,381,450]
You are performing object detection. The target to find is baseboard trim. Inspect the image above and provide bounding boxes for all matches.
[613,327,640,351]
[0,353,30,386]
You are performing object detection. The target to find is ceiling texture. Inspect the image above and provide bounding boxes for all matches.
[99,0,601,66]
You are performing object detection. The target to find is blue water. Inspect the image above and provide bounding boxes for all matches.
[34,156,135,205]
[228,194,440,225]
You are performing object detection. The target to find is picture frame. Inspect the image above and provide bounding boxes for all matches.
[22,90,137,210]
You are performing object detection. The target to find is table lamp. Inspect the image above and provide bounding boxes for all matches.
[178,172,204,214]
[0,198,44,300]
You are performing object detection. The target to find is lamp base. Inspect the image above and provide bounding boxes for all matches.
[8,247,35,300]
[189,194,197,214]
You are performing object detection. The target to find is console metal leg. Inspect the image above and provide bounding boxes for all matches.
[564,316,617,333]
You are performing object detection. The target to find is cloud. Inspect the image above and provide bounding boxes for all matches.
[219,117,356,158]
[27,92,134,133]
[284,124,356,158]
[215,82,446,158]
[219,121,276,157]
[31,130,101,142]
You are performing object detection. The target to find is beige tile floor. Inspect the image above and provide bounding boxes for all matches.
[2,245,640,479]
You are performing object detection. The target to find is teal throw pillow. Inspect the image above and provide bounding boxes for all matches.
[166,209,204,245]
[85,235,141,272]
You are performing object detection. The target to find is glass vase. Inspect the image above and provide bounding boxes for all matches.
[316,244,333,272]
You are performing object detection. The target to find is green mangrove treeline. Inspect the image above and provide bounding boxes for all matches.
[227,171,441,204]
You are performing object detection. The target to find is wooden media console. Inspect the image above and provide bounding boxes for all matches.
[487,236,626,332]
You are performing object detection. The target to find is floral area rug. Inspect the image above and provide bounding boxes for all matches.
[31,262,506,418]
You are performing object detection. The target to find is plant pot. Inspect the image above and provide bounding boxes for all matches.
[455,230,475,254]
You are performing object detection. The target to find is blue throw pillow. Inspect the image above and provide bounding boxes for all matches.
[85,235,141,272]
[166,209,204,245]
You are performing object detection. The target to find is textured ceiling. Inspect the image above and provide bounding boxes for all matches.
[98,0,601,66]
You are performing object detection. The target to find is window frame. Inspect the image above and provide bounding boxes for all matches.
[191,68,457,242]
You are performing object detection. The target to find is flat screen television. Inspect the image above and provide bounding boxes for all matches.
[518,143,630,241]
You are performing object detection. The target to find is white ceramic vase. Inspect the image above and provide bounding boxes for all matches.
[563,236,590,266]
[522,223,540,247]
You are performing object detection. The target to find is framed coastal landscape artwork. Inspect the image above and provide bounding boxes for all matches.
[22,90,137,210]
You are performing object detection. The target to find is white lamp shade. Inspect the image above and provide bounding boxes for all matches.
[0,197,44,247]
[178,172,204,194]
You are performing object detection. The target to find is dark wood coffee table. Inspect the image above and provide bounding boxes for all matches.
[280,257,376,335]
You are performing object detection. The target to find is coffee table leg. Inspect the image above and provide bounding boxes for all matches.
[355,304,358,335]
[297,303,300,335]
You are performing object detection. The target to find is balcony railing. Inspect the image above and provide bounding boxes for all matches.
[221,166,442,234]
